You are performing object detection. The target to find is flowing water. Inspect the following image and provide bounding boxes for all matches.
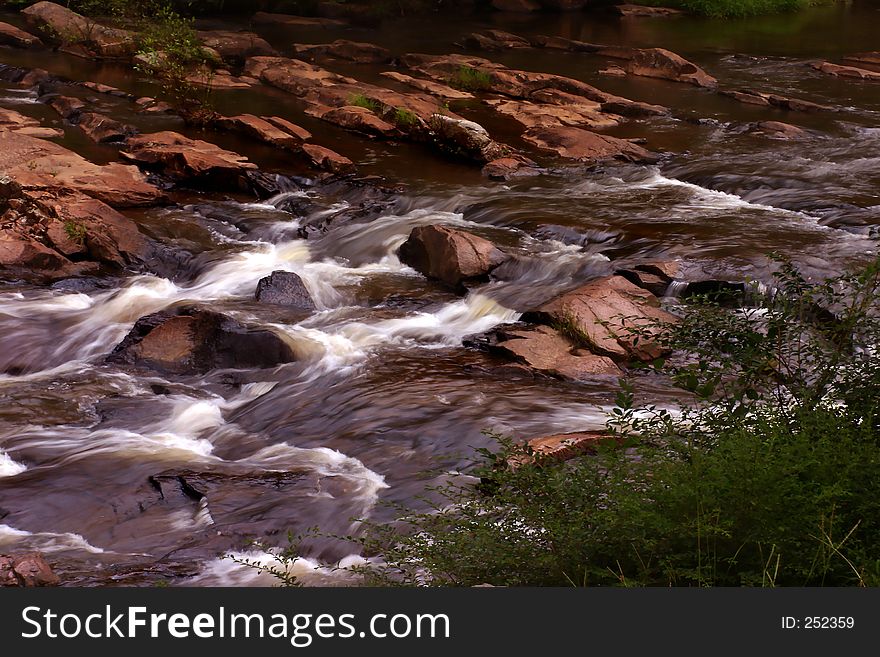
[0,2,878,585]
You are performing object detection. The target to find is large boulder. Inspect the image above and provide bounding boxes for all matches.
[121,131,257,189]
[107,307,296,374]
[399,224,507,289]
[255,271,316,309]
[0,554,59,587]
[22,1,135,58]
[522,125,656,163]
[428,114,508,163]
[0,130,163,208]
[197,30,276,64]
[523,275,677,361]
[0,21,43,48]
[621,48,717,88]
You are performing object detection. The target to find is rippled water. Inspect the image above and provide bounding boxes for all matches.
[0,2,878,585]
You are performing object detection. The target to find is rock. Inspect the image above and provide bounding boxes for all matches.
[429,114,508,163]
[215,114,308,150]
[18,68,52,87]
[81,81,130,97]
[614,4,685,17]
[197,30,276,64]
[531,35,603,52]
[719,88,834,112]
[621,48,717,88]
[301,143,355,174]
[309,104,399,138]
[255,271,316,309]
[0,130,163,208]
[464,30,531,51]
[45,94,86,119]
[263,116,312,142]
[245,56,356,95]
[75,111,136,143]
[381,72,475,100]
[492,0,541,10]
[0,553,59,587]
[743,120,809,140]
[22,1,135,58]
[107,307,296,374]
[541,0,589,8]
[251,12,347,28]
[121,131,257,188]
[0,107,62,138]
[522,431,608,464]
[522,275,677,361]
[0,21,42,48]
[482,324,621,380]
[485,97,621,130]
[615,262,679,296]
[522,125,656,163]
[294,40,391,64]
[599,65,627,77]
[398,224,507,289]
[482,156,539,180]
[842,52,880,69]
[810,61,880,81]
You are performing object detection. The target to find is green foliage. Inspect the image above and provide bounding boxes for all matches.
[347,256,880,586]
[393,107,419,129]
[63,220,87,243]
[348,93,383,113]
[226,534,305,588]
[640,0,828,18]
[447,66,493,92]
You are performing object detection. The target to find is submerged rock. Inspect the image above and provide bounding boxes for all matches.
[108,307,296,374]
[255,271,316,309]
[0,553,59,587]
[399,224,508,289]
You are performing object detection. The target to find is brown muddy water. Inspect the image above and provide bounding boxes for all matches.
[0,2,878,585]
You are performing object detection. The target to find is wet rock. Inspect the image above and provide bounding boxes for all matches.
[215,114,309,150]
[516,431,608,466]
[22,1,135,59]
[121,131,258,189]
[399,224,508,289]
[245,55,356,95]
[842,52,880,69]
[599,65,627,77]
[741,120,810,140]
[482,156,539,180]
[531,35,603,52]
[719,88,834,112]
[108,307,296,374]
[614,4,685,17]
[301,143,355,174]
[492,0,541,10]
[251,12,347,28]
[75,112,136,143]
[308,104,399,138]
[522,125,656,163]
[618,47,717,88]
[294,40,391,64]
[810,61,880,81]
[197,30,276,64]
[80,81,131,98]
[485,97,620,130]
[476,324,621,380]
[0,107,62,138]
[522,275,676,361]
[0,21,42,48]
[381,71,475,100]
[255,270,316,309]
[45,94,86,119]
[464,30,531,51]
[615,262,679,296]
[264,116,313,142]
[19,68,51,87]
[429,114,508,163]
[0,130,163,208]
[0,553,59,587]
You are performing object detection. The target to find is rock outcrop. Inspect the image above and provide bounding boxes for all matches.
[215,114,310,150]
[294,40,392,64]
[197,30,276,64]
[719,88,834,112]
[0,107,62,139]
[107,307,297,374]
[0,553,59,587]
[811,61,880,81]
[399,224,508,289]
[522,125,657,163]
[22,1,135,59]
[0,21,43,48]
[604,47,717,88]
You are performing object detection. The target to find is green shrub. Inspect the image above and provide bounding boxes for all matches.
[348,93,383,113]
[640,0,828,18]
[346,256,880,586]
[447,66,493,92]
[393,107,419,129]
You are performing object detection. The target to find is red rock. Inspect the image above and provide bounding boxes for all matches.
[526,431,608,461]
[294,40,391,64]
[615,4,685,17]
[491,325,621,379]
[197,30,276,63]
[464,30,531,51]
[263,116,312,142]
[215,114,308,149]
[381,72,474,100]
[0,21,42,48]
[22,1,134,58]
[301,143,355,174]
[0,554,59,587]
[746,120,809,140]
[482,156,538,180]
[720,88,835,112]
[251,12,347,28]
[46,95,86,119]
[0,107,62,138]
[811,61,880,81]
[76,112,135,143]
[308,104,399,138]
[485,98,620,130]
[622,48,717,88]
[522,125,656,163]
[398,224,507,289]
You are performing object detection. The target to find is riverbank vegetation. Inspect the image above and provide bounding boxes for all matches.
[334,258,880,586]
[640,0,834,18]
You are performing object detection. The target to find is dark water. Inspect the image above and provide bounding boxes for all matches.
[0,3,878,585]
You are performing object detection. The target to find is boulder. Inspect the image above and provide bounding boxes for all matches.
[309,104,399,138]
[22,1,135,58]
[301,143,355,174]
[522,125,656,163]
[107,307,296,374]
[810,61,880,81]
[522,275,677,361]
[214,114,308,150]
[428,114,508,163]
[0,130,163,208]
[381,72,475,100]
[482,156,539,180]
[842,52,880,69]
[294,40,391,64]
[0,21,42,48]
[515,431,609,466]
[245,56,356,95]
[464,30,531,52]
[0,554,59,587]
[0,107,62,139]
[398,224,507,289]
[121,131,257,188]
[485,98,620,130]
[621,48,717,88]
[45,94,86,119]
[742,120,809,140]
[263,116,312,142]
[719,88,834,112]
[197,30,276,64]
[255,271,316,309]
[75,112,136,143]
